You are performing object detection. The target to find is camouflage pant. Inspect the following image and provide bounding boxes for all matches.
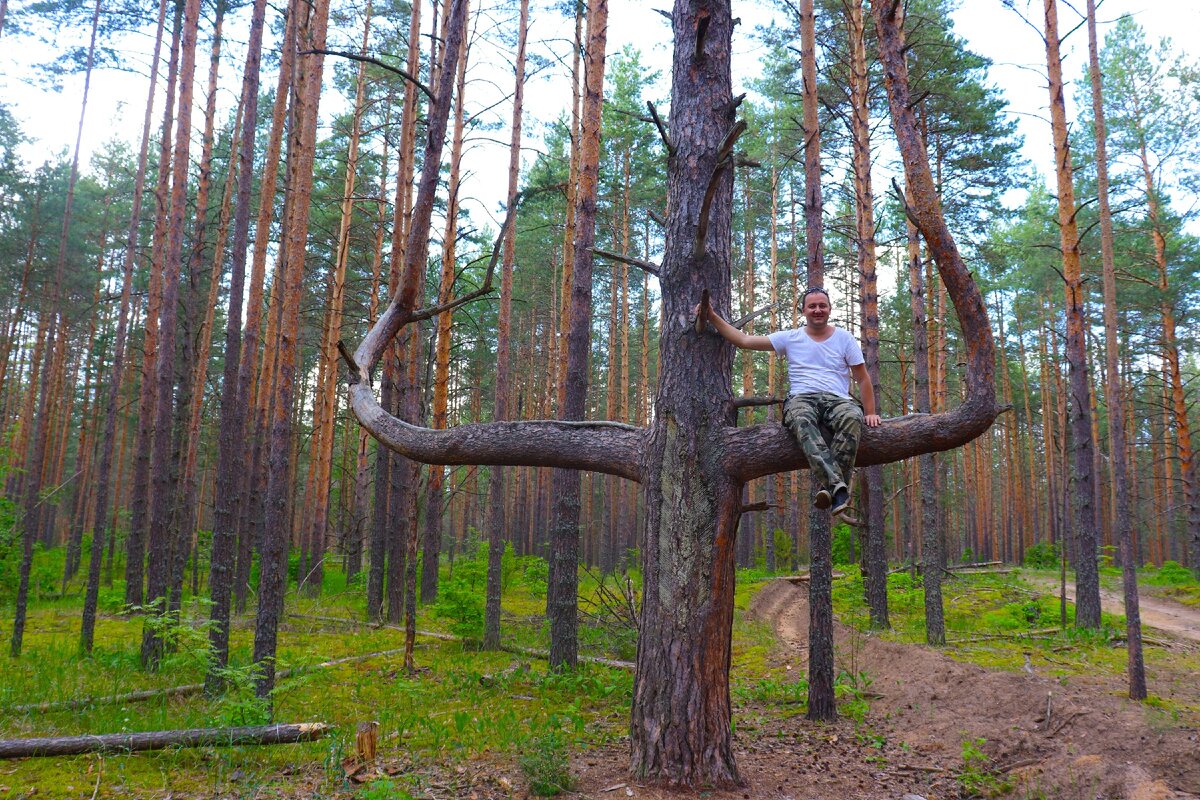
[782,392,864,492]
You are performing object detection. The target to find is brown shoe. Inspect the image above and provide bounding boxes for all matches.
[814,489,832,509]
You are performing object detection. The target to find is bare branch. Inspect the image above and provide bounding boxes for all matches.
[732,300,781,329]
[594,248,661,277]
[695,119,746,258]
[302,49,433,101]
[646,101,675,155]
[349,383,646,481]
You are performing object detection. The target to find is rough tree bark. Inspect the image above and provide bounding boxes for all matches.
[847,0,888,630]
[79,0,171,634]
[204,0,271,692]
[140,0,203,670]
[251,0,331,699]
[797,0,838,723]
[422,0,471,604]
[1086,0,1145,698]
[347,0,998,784]
[483,0,529,651]
[11,0,102,658]
[1042,0,1102,627]
[547,0,607,669]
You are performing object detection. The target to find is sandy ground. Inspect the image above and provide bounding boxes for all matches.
[568,579,1200,800]
[1023,573,1200,643]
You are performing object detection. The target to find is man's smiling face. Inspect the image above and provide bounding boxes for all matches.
[803,292,831,328]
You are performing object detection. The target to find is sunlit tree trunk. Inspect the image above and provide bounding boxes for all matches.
[252,0,331,698]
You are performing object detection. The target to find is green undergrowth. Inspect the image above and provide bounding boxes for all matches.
[0,549,805,798]
[832,565,1200,722]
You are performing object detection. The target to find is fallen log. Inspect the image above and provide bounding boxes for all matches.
[0,722,331,759]
[948,561,1004,570]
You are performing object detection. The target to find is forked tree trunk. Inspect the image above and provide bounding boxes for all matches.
[349,0,998,784]
[1043,0,1102,627]
[1086,0,1145,698]
[873,0,998,644]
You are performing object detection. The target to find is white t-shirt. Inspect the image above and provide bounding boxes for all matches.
[767,327,865,398]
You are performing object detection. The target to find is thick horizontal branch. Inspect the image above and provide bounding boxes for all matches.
[0,723,330,759]
[733,395,783,409]
[349,383,645,481]
[724,398,1001,483]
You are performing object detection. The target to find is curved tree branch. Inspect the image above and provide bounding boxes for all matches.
[348,383,644,480]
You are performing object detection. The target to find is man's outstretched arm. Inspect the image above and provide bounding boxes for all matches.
[850,363,882,427]
[700,306,775,351]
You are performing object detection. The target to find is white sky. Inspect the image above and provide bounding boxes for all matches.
[1,0,1196,243]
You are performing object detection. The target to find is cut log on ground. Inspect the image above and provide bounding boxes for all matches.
[0,722,331,758]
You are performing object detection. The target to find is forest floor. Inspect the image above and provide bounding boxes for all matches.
[1022,572,1200,644]
[570,578,1200,800]
[4,564,1200,799]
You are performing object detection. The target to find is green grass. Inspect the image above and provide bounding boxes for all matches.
[2,545,813,799]
[831,564,1200,720]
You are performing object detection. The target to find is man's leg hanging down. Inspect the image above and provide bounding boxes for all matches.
[826,396,865,516]
[783,394,842,508]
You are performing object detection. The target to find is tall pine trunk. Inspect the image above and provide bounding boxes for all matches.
[1043,0,1101,628]
[548,0,607,669]
[11,0,102,657]
[799,0,837,723]
[251,0,331,698]
[1086,0,1145,697]
[483,0,529,650]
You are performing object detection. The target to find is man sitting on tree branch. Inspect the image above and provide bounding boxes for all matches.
[702,287,881,519]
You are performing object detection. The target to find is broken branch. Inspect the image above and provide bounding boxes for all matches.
[594,248,661,277]
[647,101,675,155]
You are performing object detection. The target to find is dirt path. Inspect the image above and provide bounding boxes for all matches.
[572,579,1200,799]
[1024,573,1200,643]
